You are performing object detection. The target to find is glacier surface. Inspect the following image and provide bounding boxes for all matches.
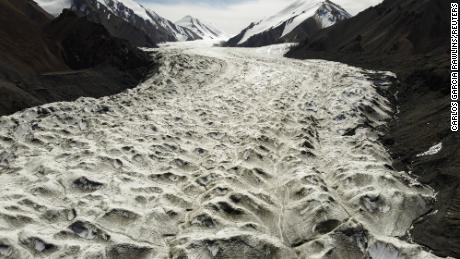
[0,43,439,258]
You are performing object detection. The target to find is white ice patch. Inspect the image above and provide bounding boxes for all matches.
[34,0,71,16]
[254,43,298,57]
[416,142,442,157]
[368,242,405,259]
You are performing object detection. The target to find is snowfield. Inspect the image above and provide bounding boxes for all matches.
[0,43,439,258]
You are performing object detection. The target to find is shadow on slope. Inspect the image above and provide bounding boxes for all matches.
[0,0,155,116]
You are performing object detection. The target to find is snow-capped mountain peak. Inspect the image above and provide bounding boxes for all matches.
[226,0,351,47]
[88,0,199,41]
[34,0,201,45]
[278,0,351,38]
[176,15,223,40]
[95,0,155,21]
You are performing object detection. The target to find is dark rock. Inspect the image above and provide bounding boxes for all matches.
[68,0,200,47]
[19,236,58,254]
[0,1,155,116]
[72,176,104,192]
[314,219,341,234]
[68,220,111,241]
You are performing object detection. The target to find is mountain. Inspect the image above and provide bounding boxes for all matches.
[34,0,201,47]
[287,0,456,258]
[225,0,350,47]
[0,0,66,75]
[286,0,446,58]
[45,9,152,73]
[176,15,223,40]
[0,0,153,116]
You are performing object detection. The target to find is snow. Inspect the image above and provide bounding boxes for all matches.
[238,0,351,45]
[36,0,156,20]
[238,0,322,44]
[254,43,298,57]
[34,0,71,16]
[280,1,324,38]
[416,142,443,157]
[282,1,348,37]
[0,42,439,258]
[367,238,438,259]
[368,242,406,259]
[158,39,226,49]
[34,0,193,41]
[93,0,198,41]
[176,15,223,40]
[95,0,152,21]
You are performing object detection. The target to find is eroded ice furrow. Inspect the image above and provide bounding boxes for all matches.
[0,44,438,259]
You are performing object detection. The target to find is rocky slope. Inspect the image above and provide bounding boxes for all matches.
[35,0,201,47]
[0,0,154,116]
[286,0,456,257]
[0,0,67,75]
[225,0,350,47]
[176,15,223,40]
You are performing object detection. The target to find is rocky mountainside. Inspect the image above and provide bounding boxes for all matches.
[287,0,456,257]
[35,0,201,47]
[287,0,446,57]
[0,0,67,75]
[0,0,154,116]
[225,0,350,47]
[45,9,152,74]
[176,15,223,40]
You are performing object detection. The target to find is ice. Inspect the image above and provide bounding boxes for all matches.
[416,142,443,157]
[0,42,439,258]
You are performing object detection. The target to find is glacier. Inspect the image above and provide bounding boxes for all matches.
[0,42,439,258]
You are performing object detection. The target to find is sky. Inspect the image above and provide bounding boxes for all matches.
[139,0,384,35]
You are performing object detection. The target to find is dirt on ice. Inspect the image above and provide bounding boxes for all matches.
[0,43,441,258]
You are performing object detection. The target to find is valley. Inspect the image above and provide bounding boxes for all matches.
[0,43,440,259]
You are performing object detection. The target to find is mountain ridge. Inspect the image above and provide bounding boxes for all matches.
[35,0,202,46]
[0,0,154,116]
[225,0,351,47]
[176,15,223,40]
